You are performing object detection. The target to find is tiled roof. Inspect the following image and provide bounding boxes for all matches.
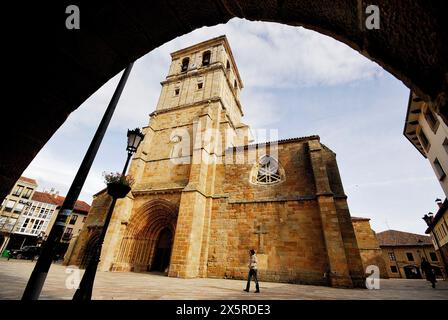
[19,176,37,185]
[351,216,370,221]
[31,191,59,205]
[227,135,321,151]
[376,230,432,246]
[54,196,91,213]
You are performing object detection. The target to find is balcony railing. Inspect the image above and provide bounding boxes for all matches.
[61,233,73,241]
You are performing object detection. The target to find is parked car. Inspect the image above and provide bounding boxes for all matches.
[8,246,41,260]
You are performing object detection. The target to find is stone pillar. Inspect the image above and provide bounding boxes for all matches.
[169,103,220,278]
[308,140,353,287]
[98,196,134,272]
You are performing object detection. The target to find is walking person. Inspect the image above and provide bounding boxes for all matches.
[421,257,437,288]
[244,249,260,293]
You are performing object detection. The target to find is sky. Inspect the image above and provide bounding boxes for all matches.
[22,18,445,235]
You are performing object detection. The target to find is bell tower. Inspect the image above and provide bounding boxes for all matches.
[122,35,252,278]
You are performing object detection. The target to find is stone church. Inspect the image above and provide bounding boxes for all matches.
[65,35,365,288]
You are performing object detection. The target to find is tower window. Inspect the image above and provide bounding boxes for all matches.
[226,60,230,70]
[197,83,203,90]
[234,80,238,90]
[174,88,180,96]
[181,57,189,72]
[202,51,211,66]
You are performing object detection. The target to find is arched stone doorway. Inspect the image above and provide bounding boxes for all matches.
[150,228,173,273]
[111,199,178,273]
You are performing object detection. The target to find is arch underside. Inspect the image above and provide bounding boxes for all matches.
[112,199,178,272]
[2,1,447,200]
[80,230,101,269]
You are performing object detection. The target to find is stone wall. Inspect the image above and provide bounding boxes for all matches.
[351,218,389,279]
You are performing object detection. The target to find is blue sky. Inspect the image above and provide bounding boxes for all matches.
[23,19,444,235]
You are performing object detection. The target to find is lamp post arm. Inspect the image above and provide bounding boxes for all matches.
[122,152,133,176]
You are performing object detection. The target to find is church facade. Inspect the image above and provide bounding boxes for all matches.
[66,36,365,288]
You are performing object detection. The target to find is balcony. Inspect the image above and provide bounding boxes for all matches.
[61,233,72,241]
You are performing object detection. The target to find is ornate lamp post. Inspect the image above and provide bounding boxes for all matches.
[73,128,144,300]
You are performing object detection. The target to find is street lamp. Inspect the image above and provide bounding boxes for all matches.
[422,213,433,227]
[73,128,144,300]
[422,212,448,278]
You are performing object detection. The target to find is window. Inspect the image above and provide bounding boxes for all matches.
[197,82,203,90]
[22,218,30,228]
[4,200,16,212]
[202,51,211,66]
[388,252,396,261]
[14,203,25,214]
[63,227,73,240]
[22,188,33,199]
[181,57,189,72]
[406,252,414,261]
[433,158,446,180]
[251,155,284,185]
[226,60,230,70]
[174,88,180,96]
[429,252,438,261]
[442,223,448,236]
[12,185,24,196]
[443,138,448,155]
[69,215,78,225]
[39,207,45,218]
[234,80,238,90]
[424,106,439,133]
[417,127,430,152]
[390,266,398,273]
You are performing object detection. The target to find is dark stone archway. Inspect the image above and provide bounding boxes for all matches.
[2,0,447,199]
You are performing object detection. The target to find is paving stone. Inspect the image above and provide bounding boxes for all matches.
[0,259,447,300]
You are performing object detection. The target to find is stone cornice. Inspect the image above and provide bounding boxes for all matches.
[228,195,317,204]
[150,96,241,128]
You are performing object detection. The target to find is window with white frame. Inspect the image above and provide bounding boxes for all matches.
[22,188,33,199]
[250,155,284,185]
[12,185,24,196]
[4,200,16,212]
[388,252,396,261]
[14,203,25,214]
